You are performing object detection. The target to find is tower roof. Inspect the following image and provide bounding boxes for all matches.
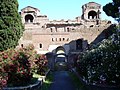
[21,6,40,12]
[82,2,101,8]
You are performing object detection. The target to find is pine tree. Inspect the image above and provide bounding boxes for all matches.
[0,0,24,51]
[103,0,120,19]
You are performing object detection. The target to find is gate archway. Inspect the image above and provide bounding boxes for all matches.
[56,46,65,54]
[54,46,68,71]
[55,46,67,62]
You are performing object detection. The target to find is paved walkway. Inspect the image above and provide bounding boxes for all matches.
[49,71,76,90]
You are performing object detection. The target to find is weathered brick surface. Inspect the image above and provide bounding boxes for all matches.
[18,2,112,54]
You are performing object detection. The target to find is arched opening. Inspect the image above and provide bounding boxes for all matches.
[88,11,97,19]
[54,46,68,71]
[39,43,42,48]
[67,28,70,32]
[55,46,67,62]
[56,46,65,54]
[25,14,34,23]
[21,44,23,48]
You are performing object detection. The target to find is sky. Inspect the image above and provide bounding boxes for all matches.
[18,0,116,23]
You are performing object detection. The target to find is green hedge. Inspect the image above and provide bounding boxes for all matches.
[0,0,24,51]
[77,33,120,86]
[0,45,48,88]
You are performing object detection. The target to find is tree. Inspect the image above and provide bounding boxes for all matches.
[0,0,24,51]
[103,0,120,19]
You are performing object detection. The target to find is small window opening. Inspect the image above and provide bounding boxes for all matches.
[39,44,42,48]
[50,28,53,32]
[63,38,65,41]
[59,38,61,41]
[21,44,23,48]
[67,38,69,41]
[67,28,70,32]
[52,38,54,41]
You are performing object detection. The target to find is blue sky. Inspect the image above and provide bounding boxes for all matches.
[18,0,116,23]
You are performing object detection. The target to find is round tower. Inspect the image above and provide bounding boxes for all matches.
[20,6,40,24]
[82,2,101,21]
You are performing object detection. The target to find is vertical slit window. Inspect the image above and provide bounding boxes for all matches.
[39,44,42,48]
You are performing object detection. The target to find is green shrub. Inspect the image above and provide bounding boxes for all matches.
[0,45,48,88]
[0,0,24,51]
[77,33,120,86]
[0,49,32,87]
[33,54,48,75]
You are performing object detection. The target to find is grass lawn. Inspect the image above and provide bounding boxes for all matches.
[37,71,53,90]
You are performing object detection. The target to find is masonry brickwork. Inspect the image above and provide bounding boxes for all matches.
[18,2,112,54]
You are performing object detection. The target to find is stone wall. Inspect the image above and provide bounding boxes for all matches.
[18,2,113,54]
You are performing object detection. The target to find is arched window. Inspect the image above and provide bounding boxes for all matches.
[50,28,53,32]
[39,44,42,48]
[52,38,54,41]
[63,38,65,41]
[88,11,97,19]
[67,38,69,41]
[59,38,61,41]
[25,14,34,23]
[21,44,23,48]
[67,28,70,32]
